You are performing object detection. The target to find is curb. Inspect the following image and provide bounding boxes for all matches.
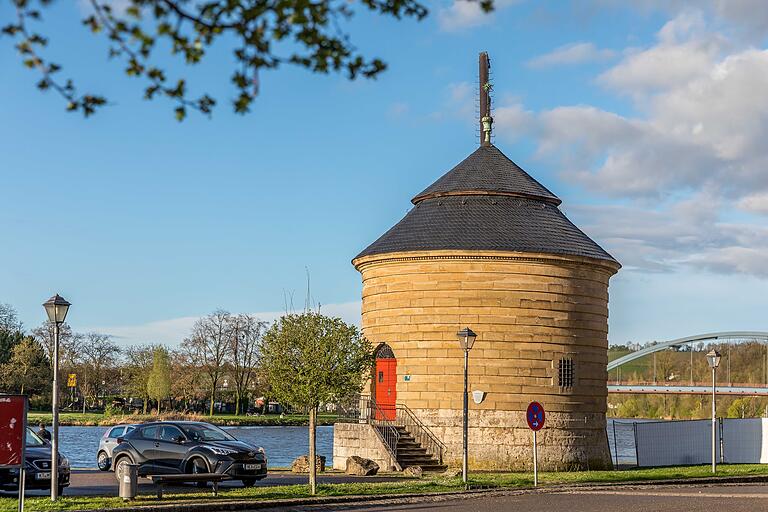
[69,474,768,512]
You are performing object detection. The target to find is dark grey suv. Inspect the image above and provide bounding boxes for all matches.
[111,421,267,486]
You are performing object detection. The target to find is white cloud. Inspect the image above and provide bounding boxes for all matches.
[387,102,410,119]
[493,102,534,140]
[437,0,520,32]
[84,301,362,346]
[599,12,727,96]
[527,42,616,69]
[489,10,768,278]
[738,193,768,215]
[77,0,133,15]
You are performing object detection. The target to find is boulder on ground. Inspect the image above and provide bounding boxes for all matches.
[291,455,326,473]
[403,466,423,478]
[345,456,380,476]
[442,468,462,478]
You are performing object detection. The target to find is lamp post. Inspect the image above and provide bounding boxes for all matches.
[456,327,477,486]
[43,294,70,501]
[706,349,721,474]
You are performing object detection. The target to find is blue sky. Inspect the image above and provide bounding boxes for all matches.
[2,1,767,346]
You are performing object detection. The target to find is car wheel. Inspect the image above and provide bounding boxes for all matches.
[241,478,256,487]
[58,485,65,496]
[188,458,209,488]
[97,451,111,471]
[114,456,133,481]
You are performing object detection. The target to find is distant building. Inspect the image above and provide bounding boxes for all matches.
[334,53,620,471]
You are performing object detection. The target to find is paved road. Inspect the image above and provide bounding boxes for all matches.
[5,469,406,497]
[259,483,768,512]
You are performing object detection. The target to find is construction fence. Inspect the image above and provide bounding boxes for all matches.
[607,418,768,467]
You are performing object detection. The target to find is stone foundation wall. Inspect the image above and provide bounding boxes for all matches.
[418,408,611,471]
[333,423,398,471]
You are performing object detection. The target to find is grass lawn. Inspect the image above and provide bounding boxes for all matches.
[2,464,767,512]
[26,412,338,427]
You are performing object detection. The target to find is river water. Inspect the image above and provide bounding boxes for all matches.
[58,425,334,469]
[58,420,644,469]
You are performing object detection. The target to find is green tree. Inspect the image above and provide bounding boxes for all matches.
[0,336,50,395]
[2,1,493,119]
[147,346,172,414]
[261,312,372,494]
[125,344,160,414]
[0,303,24,366]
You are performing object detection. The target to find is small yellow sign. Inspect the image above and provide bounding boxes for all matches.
[67,374,77,387]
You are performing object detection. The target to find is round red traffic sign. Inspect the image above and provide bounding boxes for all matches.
[526,401,545,431]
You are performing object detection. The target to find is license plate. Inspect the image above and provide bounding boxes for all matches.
[244,464,260,470]
[36,472,51,480]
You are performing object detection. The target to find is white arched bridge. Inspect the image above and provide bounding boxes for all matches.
[607,331,768,396]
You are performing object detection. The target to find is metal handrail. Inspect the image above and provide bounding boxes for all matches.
[336,395,401,468]
[335,395,446,466]
[395,403,446,464]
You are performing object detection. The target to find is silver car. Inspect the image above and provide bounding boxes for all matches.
[97,424,136,471]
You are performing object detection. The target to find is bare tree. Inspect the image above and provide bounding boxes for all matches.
[185,310,230,416]
[171,349,205,411]
[78,333,121,410]
[32,321,82,370]
[0,303,22,332]
[228,314,266,415]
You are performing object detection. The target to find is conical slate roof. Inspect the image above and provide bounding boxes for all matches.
[412,145,561,205]
[355,144,618,264]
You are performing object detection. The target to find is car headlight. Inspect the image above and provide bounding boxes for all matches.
[60,456,70,469]
[203,445,238,456]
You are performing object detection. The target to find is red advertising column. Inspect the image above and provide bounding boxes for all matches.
[0,395,28,511]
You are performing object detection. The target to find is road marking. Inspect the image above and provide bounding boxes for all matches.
[559,490,768,499]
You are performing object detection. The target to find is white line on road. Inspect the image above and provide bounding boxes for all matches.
[560,490,768,499]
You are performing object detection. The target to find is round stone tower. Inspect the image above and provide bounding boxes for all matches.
[351,54,620,471]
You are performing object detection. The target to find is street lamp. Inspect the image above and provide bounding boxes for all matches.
[706,349,721,473]
[43,294,70,501]
[456,327,477,486]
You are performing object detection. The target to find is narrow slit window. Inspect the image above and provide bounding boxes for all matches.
[558,357,574,389]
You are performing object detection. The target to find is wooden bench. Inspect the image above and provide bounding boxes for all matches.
[148,473,227,498]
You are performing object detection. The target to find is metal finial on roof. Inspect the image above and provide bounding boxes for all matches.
[479,52,493,147]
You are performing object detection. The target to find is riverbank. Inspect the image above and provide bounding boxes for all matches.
[27,412,338,427]
[2,464,768,511]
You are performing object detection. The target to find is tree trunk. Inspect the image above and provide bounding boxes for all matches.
[143,395,148,415]
[209,384,216,417]
[309,406,317,495]
[235,391,241,416]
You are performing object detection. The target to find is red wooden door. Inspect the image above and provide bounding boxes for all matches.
[374,358,397,420]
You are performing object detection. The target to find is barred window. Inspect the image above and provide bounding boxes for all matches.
[558,357,574,389]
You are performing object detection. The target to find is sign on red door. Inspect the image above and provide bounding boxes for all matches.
[0,395,27,467]
[375,358,397,421]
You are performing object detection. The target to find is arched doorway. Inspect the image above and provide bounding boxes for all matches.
[373,343,397,420]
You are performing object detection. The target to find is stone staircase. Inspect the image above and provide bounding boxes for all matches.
[385,426,447,472]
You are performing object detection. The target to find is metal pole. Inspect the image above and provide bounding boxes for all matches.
[533,429,538,487]
[711,366,716,474]
[51,322,60,501]
[462,349,469,485]
[19,399,26,512]
[690,349,693,386]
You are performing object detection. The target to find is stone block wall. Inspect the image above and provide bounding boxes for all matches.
[333,423,398,471]
[353,249,620,470]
